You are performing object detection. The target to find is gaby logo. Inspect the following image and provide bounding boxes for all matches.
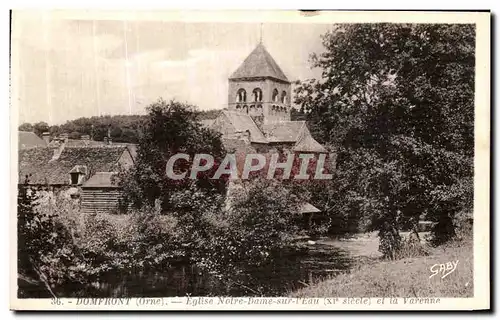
[165,153,334,180]
[429,260,459,279]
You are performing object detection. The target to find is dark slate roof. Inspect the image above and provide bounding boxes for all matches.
[223,111,268,144]
[18,131,47,149]
[262,121,306,143]
[229,44,290,83]
[82,172,119,188]
[18,147,128,185]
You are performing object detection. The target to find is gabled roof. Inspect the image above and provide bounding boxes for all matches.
[69,165,88,174]
[18,131,46,149]
[229,43,290,83]
[18,147,130,185]
[293,126,328,153]
[223,111,268,144]
[299,202,321,214]
[83,172,119,188]
[262,121,306,143]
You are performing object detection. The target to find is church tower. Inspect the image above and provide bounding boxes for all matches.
[228,43,291,123]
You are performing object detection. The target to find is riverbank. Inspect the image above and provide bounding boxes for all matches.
[290,240,472,298]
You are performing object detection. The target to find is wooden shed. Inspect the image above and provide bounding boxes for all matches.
[81,172,123,214]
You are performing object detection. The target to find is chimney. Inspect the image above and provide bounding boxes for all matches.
[42,132,50,145]
[107,126,112,145]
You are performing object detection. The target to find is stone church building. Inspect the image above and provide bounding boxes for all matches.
[205,43,330,224]
[206,43,326,155]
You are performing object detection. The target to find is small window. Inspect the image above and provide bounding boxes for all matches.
[272,89,279,102]
[252,88,263,102]
[237,89,247,103]
[70,173,79,185]
[281,91,287,103]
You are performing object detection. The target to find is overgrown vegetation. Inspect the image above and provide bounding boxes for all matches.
[18,109,223,143]
[294,23,474,257]
[18,101,305,297]
[290,238,473,298]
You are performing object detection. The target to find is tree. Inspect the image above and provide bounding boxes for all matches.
[295,24,474,254]
[192,179,302,295]
[18,123,34,132]
[33,122,50,137]
[118,99,227,212]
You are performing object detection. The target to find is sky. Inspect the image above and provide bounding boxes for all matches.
[12,11,333,125]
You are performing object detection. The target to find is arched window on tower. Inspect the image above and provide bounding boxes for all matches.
[236,89,247,103]
[252,88,263,102]
[272,89,279,102]
[281,91,287,104]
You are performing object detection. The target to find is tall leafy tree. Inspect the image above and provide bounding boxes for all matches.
[118,99,227,212]
[295,24,474,253]
[33,122,50,137]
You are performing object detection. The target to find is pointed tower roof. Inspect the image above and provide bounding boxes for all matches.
[229,43,290,83]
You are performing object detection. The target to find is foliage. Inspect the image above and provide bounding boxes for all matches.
[18,123,34,132]
[19,109,223,143]
[294,24,475,255]
[290,239,473,298]
[33,122,50,137]
[117,99,227,212]
[17,184,80,297]
[18,188,189,297]
[192,179,301,295]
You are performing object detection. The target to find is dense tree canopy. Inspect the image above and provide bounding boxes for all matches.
[19,109,223,142]
[118,99,227,212]
[295,24,475,250]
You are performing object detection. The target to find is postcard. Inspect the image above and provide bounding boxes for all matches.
[10,10,490,311]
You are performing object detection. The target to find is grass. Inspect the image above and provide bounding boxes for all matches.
[289,240,473,298]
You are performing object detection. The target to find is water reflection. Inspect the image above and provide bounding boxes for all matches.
[91,243,353,297]
[18,243,355,298]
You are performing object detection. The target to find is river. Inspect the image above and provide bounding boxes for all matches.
[82,240,360,297]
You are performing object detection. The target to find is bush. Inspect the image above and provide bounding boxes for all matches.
[191,179,301,295]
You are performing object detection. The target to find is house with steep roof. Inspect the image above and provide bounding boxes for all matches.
[18,146,134,187]
[18,140,135,213]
